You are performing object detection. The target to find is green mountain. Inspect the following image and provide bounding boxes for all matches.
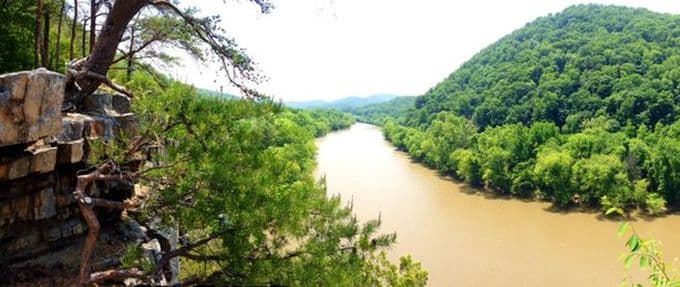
[406,4,680,131]
[381,5,680,212]
[286,94,400,110]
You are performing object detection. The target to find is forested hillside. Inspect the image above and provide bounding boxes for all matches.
[383,5,680,213]
[408,4,680,130]
[347,96,416,124]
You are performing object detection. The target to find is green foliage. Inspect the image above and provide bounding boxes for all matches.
[109,69,423,285]
[645,192,668,215]
[375,5,679,213]
[120,243,154,273]
[0,0,91,73]
[616,221,680,287]
[0,0,35,72]
[347,96,417,125]
[450,149,482,187]
[364,252,428,287]
[571,154,629,206]
[405,5,680,131]
[533,149,574,206]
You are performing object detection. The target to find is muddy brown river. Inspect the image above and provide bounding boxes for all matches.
[315,123,680,286]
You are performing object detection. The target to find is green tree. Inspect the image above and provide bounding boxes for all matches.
[534,149,575,206]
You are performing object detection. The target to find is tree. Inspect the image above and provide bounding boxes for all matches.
[54,0,66,71]
[41,1,50,68]
[424,112,476,172]
[0,0,34,72]
[35,0,44,67]
[450,149,483,186]
[534,149,575,206]
[571,154,630,206]
[71,72,424,285]
[112,13,202,79]
[67,0,273,98]
[70,0,78,60]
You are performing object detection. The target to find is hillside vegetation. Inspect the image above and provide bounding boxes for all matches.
[409,5,680,130]
[347,96,416,124]
[381,5,680,213]
[105,69,428,285]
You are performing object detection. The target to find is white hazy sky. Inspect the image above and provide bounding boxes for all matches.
[172,0,680,101]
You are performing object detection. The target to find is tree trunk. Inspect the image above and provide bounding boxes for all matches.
[89,0,97,53]
[70,0,77,60]
[126,25,135,79]
[81,18,86,57]
[55,0,65,71]
[35,0,44,67]
[41,3,50,68]
[76,0,149,95]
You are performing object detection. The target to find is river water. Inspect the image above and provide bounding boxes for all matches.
[315,123,680,286]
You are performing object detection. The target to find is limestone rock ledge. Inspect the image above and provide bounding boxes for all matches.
[0,69,137,265]
[0,68,64,147]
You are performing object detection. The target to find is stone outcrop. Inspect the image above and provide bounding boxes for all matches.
[0,69,64,147]
[0,69,135,264]
[0,69,180,286]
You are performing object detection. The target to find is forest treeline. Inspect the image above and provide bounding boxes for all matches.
[347,96,416,125]
[368,5,680,214]
[0,0,94,73]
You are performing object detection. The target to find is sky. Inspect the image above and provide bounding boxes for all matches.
[171,0,680,102]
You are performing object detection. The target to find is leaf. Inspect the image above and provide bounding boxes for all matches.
[624,254,635,269]
[639,255,648,269]
[618,222,630,238]
[606,207,620,215]
[626,235,640,252]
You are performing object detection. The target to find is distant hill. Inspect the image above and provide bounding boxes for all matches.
[286,94,401,110]
[346,96,417,124]
[380,4,680,210]
[405,4,680,131]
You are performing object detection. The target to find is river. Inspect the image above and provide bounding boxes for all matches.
[315,123,680,286]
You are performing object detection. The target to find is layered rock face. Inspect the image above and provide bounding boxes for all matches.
[0,69,136,264]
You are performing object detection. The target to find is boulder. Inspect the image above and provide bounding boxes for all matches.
[0,69,64,147]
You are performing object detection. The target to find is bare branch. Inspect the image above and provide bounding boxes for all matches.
[150,0,262,98]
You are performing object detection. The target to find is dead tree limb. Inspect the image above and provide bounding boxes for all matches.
[73,162,137,285]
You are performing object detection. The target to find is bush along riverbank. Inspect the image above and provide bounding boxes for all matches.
[381,114,678,215]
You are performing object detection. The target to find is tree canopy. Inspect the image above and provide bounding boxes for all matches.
[375,5,680,214]
[406,5,680,131]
